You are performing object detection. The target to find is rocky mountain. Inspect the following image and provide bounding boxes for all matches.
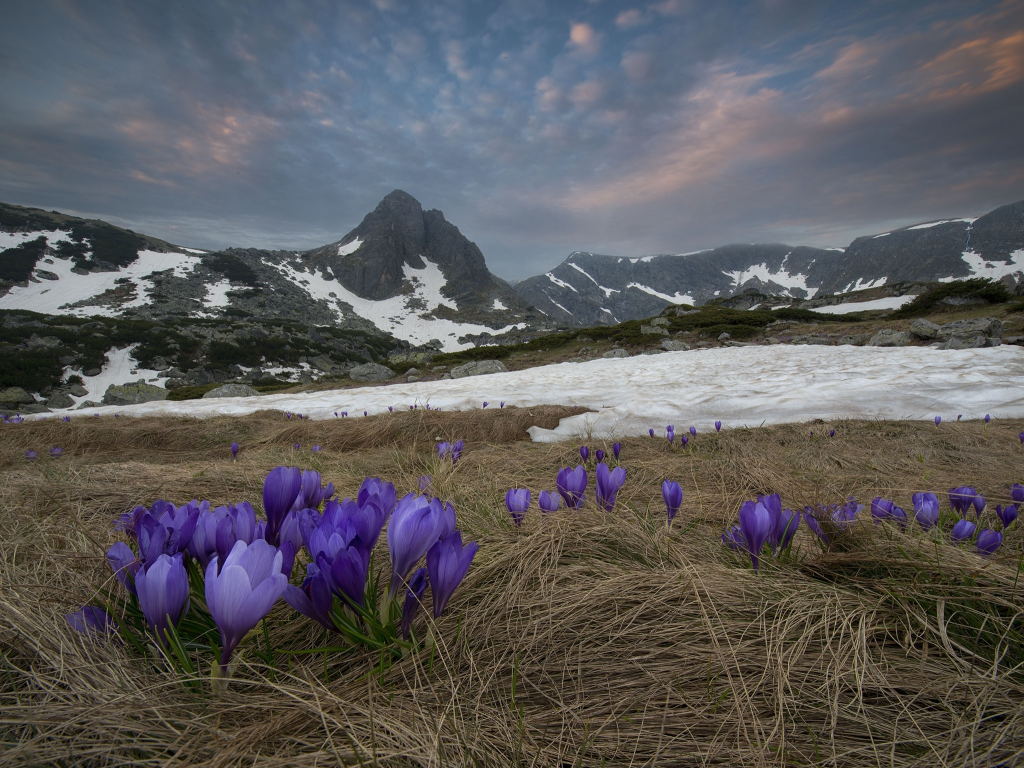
[514,199,1024,326]
[0,191,548,352]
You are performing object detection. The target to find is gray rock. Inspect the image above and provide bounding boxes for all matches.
[150,356,169,371]
[937,336,986,350]
[76,400,101,410]
[44,393,75,409]
[349,362,396,382]
[651,317,670,327]
[642,348,666,354]
[938,317,1003,340]
[792,335,833,346]
[102,382,169,406]
[441,372,452,379]
[82,367,101,377]
[602,349,630,358]
[868,329,914,347]
[837,334,871,346]
[406,375,421,382]
[909,319,941,339]
[566,357,585,363]
[405,367,420,376]
[165,377,187,390]
[202,383,261,399]
[185,368,218,386]
[718,332,731,341]
[723,340,757,347]
[662,340,691,352]
[641,324,669,336]
[450,359,508,378]
[763,337,781,345]
[310,355,336,373]
[986,336,1002,347]
[68,384,88,397]
[0,386,35,405]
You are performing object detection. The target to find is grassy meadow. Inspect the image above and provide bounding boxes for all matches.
[2,407,1024,766]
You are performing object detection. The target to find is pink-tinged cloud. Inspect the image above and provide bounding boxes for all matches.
[615,9,646,28]
[621,50,653,82]
[570,79,605,109]
[568,22,600,56]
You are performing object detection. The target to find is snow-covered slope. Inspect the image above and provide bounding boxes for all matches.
[30,345,1024,442]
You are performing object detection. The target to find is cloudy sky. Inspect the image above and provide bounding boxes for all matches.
[2,0,1022,280]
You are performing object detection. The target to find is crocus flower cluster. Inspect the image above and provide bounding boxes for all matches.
[436,440,464,464]
[723,493,800,571]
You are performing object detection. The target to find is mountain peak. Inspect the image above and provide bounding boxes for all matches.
[375,189,422,213]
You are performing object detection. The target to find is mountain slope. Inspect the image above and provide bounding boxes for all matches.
[0,193,549,351]
[515,199,1024,326]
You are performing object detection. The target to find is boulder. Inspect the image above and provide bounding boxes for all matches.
[868,329,914,347]
[763,337,781,345]
[0,386,35,406]
[640,324,669,336]
[450,359,508,378]
[309,355,336,373]
[68,384,88,397]
[202,383,261,399]
[650,317,670,327]
[44,393,75,409]
[718,332,731,341]
[837,334,871,346]
[602,349,630,359]
[102,382,169,406]
[349,362,396,382]
[937,317,1003,341]
[909,319,941,339]
[662,340,691,352]
[164,377,188,390]
[937,336,986,350]
[76,400,101,410]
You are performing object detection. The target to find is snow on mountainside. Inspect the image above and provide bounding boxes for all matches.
[514,199,1024,326]
[0,194,547,352]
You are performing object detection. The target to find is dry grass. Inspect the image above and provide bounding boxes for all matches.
[2,409,1024,767]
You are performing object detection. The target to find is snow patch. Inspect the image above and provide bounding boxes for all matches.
[812,295,914,314]
[906,218,977,231]
[492,298,507,311]
[0,229,76,252]
[202,279,234,309]
[873,233,891,239]
[59,345,167,409]
[0,249,202,316]
[626,283,695,305]
[41,347,1024,445]
[181,247,207,254]
[337,237,363,256]
[546,272,579,292]
[721,263,818,299]
[272,257,520,353]
[960,249,1024,281]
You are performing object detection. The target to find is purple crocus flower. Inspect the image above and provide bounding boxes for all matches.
[984,414,991,424]
[580,446,589,462]
[666,426,674,444]
[738,501,773,572]
[401,567,429,640]
[996,504,1018,529]
[387,493,446,598]
[451,440,464,464]
[284,562,336,632]
[829,430,835,438]
[135,553,190,648]
[949,486,979,517]
[107,541,140,595]
[66,606,116,635]
[1011,484,1023,503]
[364,411,368,417]
[1019,432,1024,444]
[500,401,505,408]
[957,414,962,421]
[358,476,398,523]
[50,447,63,458]
[206,539,288,675]
[612,443,621,460]
[649,428,655,438]
[312,445,322,453]
[62,416,70,423]
[262,466,302,546]
[977,529,1002,556]
[482,401,488,408]
[426,531,478,618]
[293,443,300,450]
[722,525,745,550]
[913,492,939,531]
[951,518,976,544]
[230,441,239,459]
[388,405,394,413]
[25,450,37,461]
[715,420,722,432]
[662,479,683,524]
[680,435,689,447]
[972,493,986,517]
[419,475,432,492]
[556,466,588,509]
[538,491,560,513]
[286,412,292,419]
[334,412,338,417]
[505,488,530,527]
[934,416,941,427]
[775,509,800,552]
[437,441,450,459]
[595,449,604,463]
[595,463,626,512]
[689,426,696,438]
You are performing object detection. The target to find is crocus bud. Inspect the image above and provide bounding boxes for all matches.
[595,449,604,463]
[505,488,531,527]
[738,501,772,572]
[579,446,589,462]
[538,491,560,513]
[913,492,939,531]
[662,480,683,523]
[951,518,976,543]
[715,421,722,432]
[426,532,478,618]
[136,553,189,648]
[556,466,587,509]
[595,463,626,512]
[689,426,696,438]
[934,416,941,427]
[976,529,1002,556]
[612,443,621,460]
[230,442,239,459]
